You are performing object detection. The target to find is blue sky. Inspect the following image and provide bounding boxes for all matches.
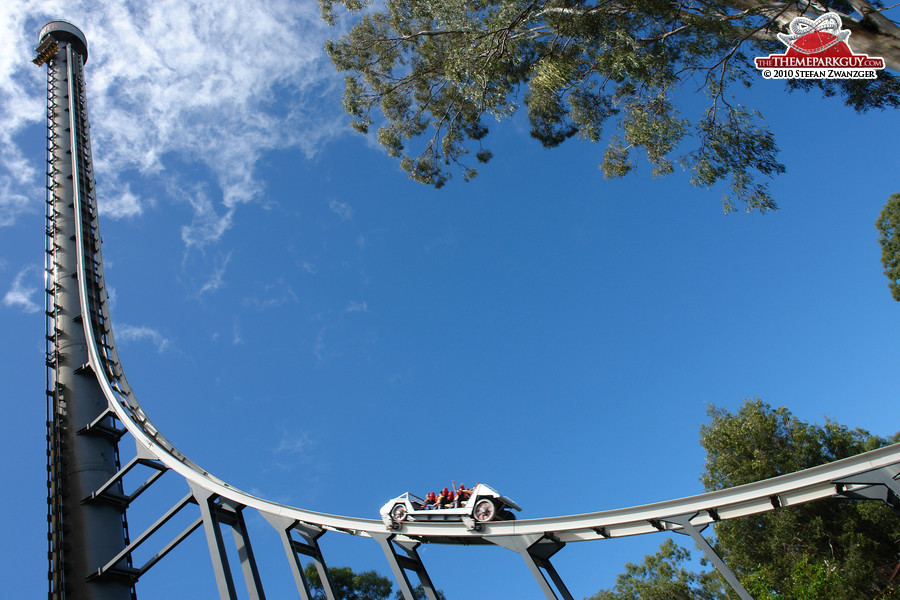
[1,2,898,599]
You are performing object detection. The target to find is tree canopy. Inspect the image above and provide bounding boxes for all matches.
[700,399,900,599]
[588,539,727,600]
[877,193,900,301]
[589,399,900,600]
[302,564,445,600]
[320,0,900,211]
[303,564,393,600]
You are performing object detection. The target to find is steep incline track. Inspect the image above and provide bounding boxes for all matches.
[74,155,900,592]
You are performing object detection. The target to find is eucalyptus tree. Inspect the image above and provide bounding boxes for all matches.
[700,400,900,599]
[588,539,727,600]
[320,0,899,211]
[877,193,900,301]
[302,565,446,600]
[591,400,900,600]
[303,565,393,600]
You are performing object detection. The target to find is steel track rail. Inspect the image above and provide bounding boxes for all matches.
[72,167,900,544]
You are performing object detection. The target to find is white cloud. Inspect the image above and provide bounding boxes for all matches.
[244,280,299,310]
[115,323,171,352]
[197,252,232,295]
[232,316,243,345]
[181,187,234,250]
[105,285,117,310]
[345,300,368,313]
[102,183,143,219]
[274,430,314,457]
[329,199,354,221]
[1,0,347,244]
[3,266,41,313]
[0,174,36,228]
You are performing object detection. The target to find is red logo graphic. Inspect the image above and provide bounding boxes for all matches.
[755,12,885,79]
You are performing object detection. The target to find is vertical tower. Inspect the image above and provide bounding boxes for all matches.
[35,21,134,600]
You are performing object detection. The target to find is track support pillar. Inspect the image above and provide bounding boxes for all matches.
[371,532,440,600]
[489,534,574,600]
[191,483,265,600]
[262,514,338,600]
[663,513,754,600]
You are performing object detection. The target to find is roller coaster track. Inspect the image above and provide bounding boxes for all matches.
[38,20,900,600]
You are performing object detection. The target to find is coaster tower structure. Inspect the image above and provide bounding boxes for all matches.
[35,20,134,600]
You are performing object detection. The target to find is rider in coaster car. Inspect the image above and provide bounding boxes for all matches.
[454,482,471,507]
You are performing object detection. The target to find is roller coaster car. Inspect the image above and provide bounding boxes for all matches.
[380,483,521,528]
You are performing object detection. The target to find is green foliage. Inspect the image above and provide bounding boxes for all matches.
[876,193,900,301]
[302,564,446,600]
[320,0,899,211]
[591,401,900,600]
[744,554,853,600]
[303,564,393,600]
[396,585,447,600]
[588,539,727,600]
[700,399,900,600]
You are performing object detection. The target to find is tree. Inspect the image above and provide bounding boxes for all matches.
[320,0,900,211]
[700,399,900,600]
[589,400,900,600]
[302,564,446,600]
[876,192,900,301]
[396,585,447,600]
[588,539,727,600]
[303,564,393,600]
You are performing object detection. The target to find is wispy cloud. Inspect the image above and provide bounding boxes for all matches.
[181,187,234,250]
[244,279,299,310]
[2,266,40,313]
[313,325,328,362]
[232,316,243,345]
[1,0,346,244]
[115,323,171,352]
[329,199,354,221]
[274,430,314,457]
[345,300,368,313]
[197,252,232,295]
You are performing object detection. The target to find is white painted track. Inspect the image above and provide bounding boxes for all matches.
[70,102,900,545]
[75,176,900,543]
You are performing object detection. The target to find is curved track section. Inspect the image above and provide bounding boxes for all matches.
[74,118,900,597]
[77,177,900,539]
[46,20,900,600]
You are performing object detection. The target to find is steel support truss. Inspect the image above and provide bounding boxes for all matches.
[489,534,574,600]
[371,533,442,600]
[191,484,266,600]
[262,514,340,600]
[661,513,754,600]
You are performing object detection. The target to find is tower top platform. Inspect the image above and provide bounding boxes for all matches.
[38,20,88,63]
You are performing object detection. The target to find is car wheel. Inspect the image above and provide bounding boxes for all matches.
[390,503,408,522]
[500,509,516,521]
[473,498,497,522]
